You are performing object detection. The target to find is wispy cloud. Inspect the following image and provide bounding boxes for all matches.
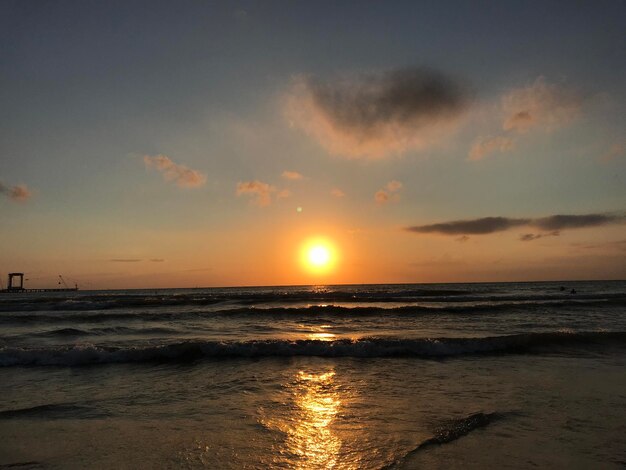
[236,180,275,207]
[286,67,470,159]
[0,182,33,202]
[502,77,583,133]
[143,154,206,188]
[330,188,345,198]
[572,239,626,251]
[110,258,165,263]
[281,170,304,180]
[468,135,515,161]
[277,189,291,199]
[375,180,403,205]
[469,77,584,161]
[406,212,625,236]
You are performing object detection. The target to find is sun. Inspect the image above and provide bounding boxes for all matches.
[300,238,337,274]
[308,245,331,267]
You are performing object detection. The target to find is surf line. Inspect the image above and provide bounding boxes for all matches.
[382,411,504,469]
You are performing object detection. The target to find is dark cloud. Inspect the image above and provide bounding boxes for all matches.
[286,67,470,158]
[406,217,529,235]
[519,231,560,242]
[532,214,624,231]
[406,212,625,236]
[309,67,468,131]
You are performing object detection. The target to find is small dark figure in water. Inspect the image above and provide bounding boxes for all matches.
[570,289,577,294]
[560,286,565,291]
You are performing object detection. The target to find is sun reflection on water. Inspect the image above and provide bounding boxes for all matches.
[301,323,337,342]
[262,368,344,468]
[307,332,336,341]
[290,370,341,468]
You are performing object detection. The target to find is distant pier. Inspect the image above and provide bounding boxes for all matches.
[1,288,78,293]
[0,272,78,294]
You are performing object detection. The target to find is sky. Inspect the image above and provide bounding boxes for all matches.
[0,0,624,289]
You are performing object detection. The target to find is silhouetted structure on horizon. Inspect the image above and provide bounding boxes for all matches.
[1,272,78,293]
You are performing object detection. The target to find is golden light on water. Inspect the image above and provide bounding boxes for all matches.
[262,368,346,468]
[305,324,336,341]
[290,370,341,468]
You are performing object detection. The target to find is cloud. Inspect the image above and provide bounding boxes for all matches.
[236,180,275,207]
[519,231,560,242]
[374,190,393,204]
[468,135,515,161]
[573,239,626,251]
[407,217,529,235]
[406,212,625,236]
[0,182,33,202]
[502,77,583,133]
[285,67,470,159]
[456,235,470,243]
[375,180,403,205]
[143,154,206,188]
[281,170,304,180]
[466,78,584,160]
[385,180,403,192]
[532,214,624,231]
[277,189,291,199]
[330,188,345,198]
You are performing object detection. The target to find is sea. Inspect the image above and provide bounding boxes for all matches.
[0,281,625,469]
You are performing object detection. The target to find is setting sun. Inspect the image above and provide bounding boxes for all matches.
[308,246,330,266]
[301,238,337,274]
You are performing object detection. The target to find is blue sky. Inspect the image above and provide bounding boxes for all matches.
[1,1,624,288]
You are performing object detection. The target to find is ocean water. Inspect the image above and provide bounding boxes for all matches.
[0,281,625,469]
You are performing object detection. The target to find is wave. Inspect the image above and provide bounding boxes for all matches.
[21,326,180,339]
[1,331,623,367]
[383,412,503,468]
[0,402,107,420]
[1,298,623,325]
[1,289,624,313]
[0,461,45,469]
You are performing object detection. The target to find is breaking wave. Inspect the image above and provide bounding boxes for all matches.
[383,412,504,468]
[1,331,623,367]
[1,289,624,313]
[1,299,623,325]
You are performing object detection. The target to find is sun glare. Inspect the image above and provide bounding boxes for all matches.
[301,238,337,274]
[308,246,330,266]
